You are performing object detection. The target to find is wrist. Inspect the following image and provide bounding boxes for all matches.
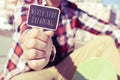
[50,45,56,62]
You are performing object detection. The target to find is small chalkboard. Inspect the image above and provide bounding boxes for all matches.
[27,4,60,31]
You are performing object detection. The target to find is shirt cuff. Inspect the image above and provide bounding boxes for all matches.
[112,29,120,48]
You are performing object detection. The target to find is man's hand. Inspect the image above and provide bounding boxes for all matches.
[20,28,54,70]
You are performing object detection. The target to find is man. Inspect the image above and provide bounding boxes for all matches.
[0,0,120,80]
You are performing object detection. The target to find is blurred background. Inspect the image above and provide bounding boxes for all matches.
[0,0,120,73]
[0,0,15,73]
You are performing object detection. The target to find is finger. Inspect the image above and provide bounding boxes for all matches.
[20,28,54,44]
[20,27,33,43]
[20,30,28,44]
[27,59,47,70]
[45,31,54,38]
[22,49,46,60]
[24,38,47,50]
[27,28,49,42]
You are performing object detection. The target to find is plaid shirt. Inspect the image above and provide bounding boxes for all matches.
[0,0,120,80]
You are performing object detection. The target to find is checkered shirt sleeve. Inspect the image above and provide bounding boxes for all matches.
[0,0,44,80]
[73,9,120,48]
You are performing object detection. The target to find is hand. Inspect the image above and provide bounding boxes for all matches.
[20,28,54,70]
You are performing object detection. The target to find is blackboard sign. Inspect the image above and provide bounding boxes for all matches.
[27,4,60,31]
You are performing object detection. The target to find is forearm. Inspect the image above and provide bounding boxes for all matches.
[77,8,120,49]
[11,67,56,80]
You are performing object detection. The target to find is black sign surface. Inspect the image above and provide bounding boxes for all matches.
[27,4,60,31]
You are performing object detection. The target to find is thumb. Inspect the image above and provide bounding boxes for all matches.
[45,31,54,38]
